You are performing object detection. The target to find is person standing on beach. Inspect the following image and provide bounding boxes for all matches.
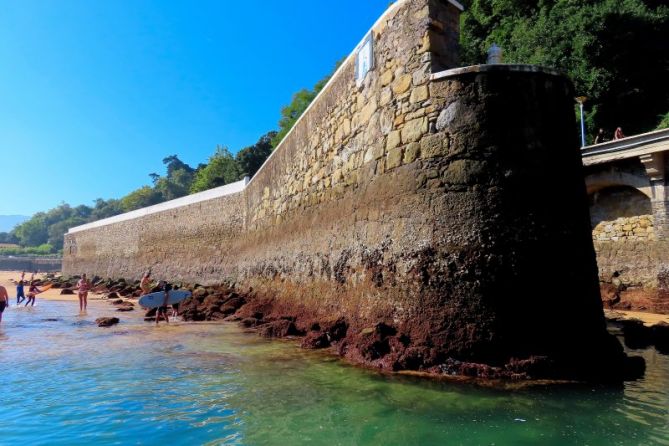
[16,279,26,305]
[0,285,8,324]
[155,281,171,325]
[25,281,42,307]
[77,274,91,312]
[140,271,152,296]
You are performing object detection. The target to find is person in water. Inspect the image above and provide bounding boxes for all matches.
[140,271,152,296]
[0,284,8,324]
[155,280,171,325]
[25,281,42,307]
[16,279,25,305]
[77,274,91,312]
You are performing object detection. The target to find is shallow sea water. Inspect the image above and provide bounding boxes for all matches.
[1,299,668,445]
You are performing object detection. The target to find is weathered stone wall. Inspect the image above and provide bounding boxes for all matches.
[584,155,667,291]
[592,215,655,242]
[65,190,246,280]
[63,0,630,379]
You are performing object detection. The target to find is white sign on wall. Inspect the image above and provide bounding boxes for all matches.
[355,32,374,87]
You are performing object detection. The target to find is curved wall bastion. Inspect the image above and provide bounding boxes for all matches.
[64,0,639,382]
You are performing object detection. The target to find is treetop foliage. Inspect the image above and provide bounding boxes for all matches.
[460,0,669,138]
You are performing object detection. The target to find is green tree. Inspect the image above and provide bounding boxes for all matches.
[460,0,669,135]
[236,131,276,179]
[190,146,241,193]
[121,186,163,212]
[91,198,124,220]
[152,155,196,201]
[0,232,19,244]
[47,216,87,250]
[12,213,49,247]
[271,61,343,148]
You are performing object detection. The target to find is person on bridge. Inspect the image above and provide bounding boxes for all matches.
[594,128,608,144]
[613,127,626,140]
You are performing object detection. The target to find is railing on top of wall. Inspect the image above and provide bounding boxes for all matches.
[67,177,249,234]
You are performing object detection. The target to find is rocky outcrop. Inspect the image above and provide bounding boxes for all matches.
[178,285,246,321]
[96,317,119,327]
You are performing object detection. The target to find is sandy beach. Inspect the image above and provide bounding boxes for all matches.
[0,270,105,303]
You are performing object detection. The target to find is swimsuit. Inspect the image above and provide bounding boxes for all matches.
[78,280,91,293]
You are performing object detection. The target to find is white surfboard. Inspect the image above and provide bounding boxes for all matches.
[138,290,191,309]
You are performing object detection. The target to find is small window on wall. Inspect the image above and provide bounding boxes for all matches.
[355,32,374,87]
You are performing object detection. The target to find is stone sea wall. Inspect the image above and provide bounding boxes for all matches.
[592,215,655,242]
[64,0,632,380]
[594,240,669,288]
[0,256,62,273]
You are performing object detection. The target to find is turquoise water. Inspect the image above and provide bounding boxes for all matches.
[1,299,668,445]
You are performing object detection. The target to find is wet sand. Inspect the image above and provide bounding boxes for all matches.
[605,309,669,327]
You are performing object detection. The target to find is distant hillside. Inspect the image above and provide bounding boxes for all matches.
[0,215,29,232]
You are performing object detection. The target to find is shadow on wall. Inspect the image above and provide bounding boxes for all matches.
[589,185,652,227]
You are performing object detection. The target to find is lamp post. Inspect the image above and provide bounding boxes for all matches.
[575,96,587,147]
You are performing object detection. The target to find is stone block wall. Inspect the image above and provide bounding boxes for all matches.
[594,240,669,288]
[65,190,245,280]
[592,215,655,242]
[63,0,628,379]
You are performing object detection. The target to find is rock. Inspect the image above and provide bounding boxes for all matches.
[436,101,459,131]
[116,307,134,312]
[60,289,74,295]
[324,318,348,342]
[96,317,119,327]
[652,322,669,354]
[241,317,260,328]
[145,308,157,317]
[110,299,124,305]
[301,331,330,349]
[118,286,136,297]
[358,323,396,361]
[621,319,653,349]
[391,74,412,95]
[259,320,299,338]
[193,287,209,299]
[107,292,119,299]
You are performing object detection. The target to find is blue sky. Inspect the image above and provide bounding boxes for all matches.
[0,0,390,216]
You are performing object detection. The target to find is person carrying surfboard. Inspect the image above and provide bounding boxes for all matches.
[77,274,92,312]
[155,280,171,325]
[25,281,42,307]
